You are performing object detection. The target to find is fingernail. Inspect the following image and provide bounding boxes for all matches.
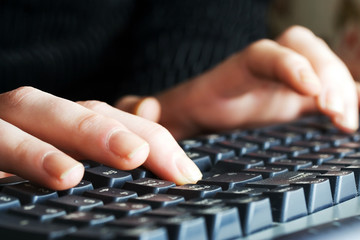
[335,110,359,131]
[108,130,149,160]
[43,152,83,180]
[175,153,202,184]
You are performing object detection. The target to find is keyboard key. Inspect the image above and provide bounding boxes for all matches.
[0,176,28,191]
[9,204,66,221]
[215,186,269,199]
[186,151,212,172]
[0,193,20,212]
[213,157,264,172]
[128,194,185,209]
[0,213,76,239]
[325,158,360,166]
[312,134,350,146]
[262,130,302,145]
[115,225,168,240]
[197,134,227,144]
[316,148,355,158]
[299,165,343,174]
[122,178,176,196]
[178,198,225,209]
[291,178,333,214]
[58,180,93,196]
[225,196,273,235]
[94,202,151,218]
[55,211,114,227]
[268,146,309,157]
[244,166,288,178]
[151,215,208,240]
[341,165,360,193]
[291,141,330,152]
[126,167,156,180]
[83,166,133,188]
[244,150,287,163]
[291,153,334,165]
[198,172,262,190]
[179,139,203,150]
[316,171,357,204]
[240,135,281,149]
[48,195,103,212]
[283,126,320,140]
[2,182,58,205]
[215,140,258,156]
[246,171,319,189]
[166,184,222,200]
[263,186,308,222]
[192,145,235,164]
[83,187,137,204]
[267,159,312,171]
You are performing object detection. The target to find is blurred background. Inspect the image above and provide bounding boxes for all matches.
[270,0,360,81]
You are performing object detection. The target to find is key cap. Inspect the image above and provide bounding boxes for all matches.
[115,225,168,240]
[58,180,93,196]
[262,131,302,145]
[339,142,360,150]
[221,129,248,140]
[326,158,360,166]
[0,176,27,191]
[341,165,360,193]
[178,198,225,209]
[9,204,66,221]
[213,157,264,172]
[83,166,133,188]
[344,152,360,159]
[267,159,312,171]
[215,186,269,199]
[316,171,357,204]
[128,194,185,209]
[215,140,258,156]
[155,215,208,240]
[122,178,176,196]
[268,146,309,157]
[166,184,222,200]
[225,196,273,235]
[0,213,76,239]
[312,134,350,146]
[0,193,20,212]
[126,167,156,180]
[48,195,103,212]
[2,182,58,205]
[246,171,319,189]
[240,135,281,149]
[198,172,262,190]
[94,202,151,218]
[244,150,287,163]
[291,153,334,165]
[55,211,114,227]
[186,151,212,172]
[291,141,330,152]
[179,139,203,150]
[283,126,320,140]
[291,178,333,214]
[83,187,137,204]
[109,216,155,228]
[197,134,227,144]
[192,145,235,164]
[189,205,243,240]
[316,148,355,158]
[144,207,188,219]
[263,186,307,222]
[244,166,288,178]
[299,165,343,174]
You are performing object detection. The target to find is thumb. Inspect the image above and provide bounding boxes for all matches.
[114,95,161,122]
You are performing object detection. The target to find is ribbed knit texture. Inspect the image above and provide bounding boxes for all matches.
[0,0,269,104]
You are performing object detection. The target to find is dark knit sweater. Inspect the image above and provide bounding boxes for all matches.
[0,0,269,104]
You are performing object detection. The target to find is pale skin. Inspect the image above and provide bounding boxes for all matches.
[0,26,359,190]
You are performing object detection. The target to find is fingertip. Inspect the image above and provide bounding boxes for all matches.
[134,97,161,122]
[173,153,203,185]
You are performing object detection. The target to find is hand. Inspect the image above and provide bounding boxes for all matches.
[154,26,359,139]
[0,87,202,190]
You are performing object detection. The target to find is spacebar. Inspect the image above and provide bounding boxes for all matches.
[274,215,360,240]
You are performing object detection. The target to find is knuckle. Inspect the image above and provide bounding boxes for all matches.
[79,100,110,112]
[76,112,104,134]
[1,86,38,108]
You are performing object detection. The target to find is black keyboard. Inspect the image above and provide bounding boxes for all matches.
[2,115,360,240]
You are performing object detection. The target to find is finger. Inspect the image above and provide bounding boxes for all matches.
[0,172,13,178]
[0,87,150,170]
[79,100,203,185]
[277,26,358,132]
[114,95,161,122]
[0,119,84,190]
